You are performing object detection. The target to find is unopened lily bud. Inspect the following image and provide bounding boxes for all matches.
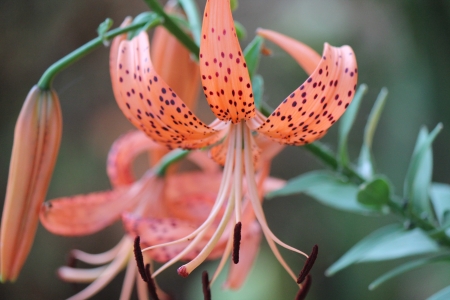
[1,85,62,282]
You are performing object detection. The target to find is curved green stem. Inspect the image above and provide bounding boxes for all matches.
[155,149,190,177]
[37,19,162,90]
[143,0,200,56]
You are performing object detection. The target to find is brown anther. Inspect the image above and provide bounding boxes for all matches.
[145,264,160,300]
[297,244,318,284]
[177,266,189,278]
[202,271,212,300]
[295,275,311,300]
[232,222,242,264]
[133,236,148,282]
[261,45,273,56]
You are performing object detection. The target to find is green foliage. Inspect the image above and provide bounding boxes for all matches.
[357,177,391,210]
[243,36,264,79]
[404,124,443,220]
[428,285,450,300]
[358,88,388,179]
[252,75,264,111]
[127,12,161,39]
[234,21,247,40]
[97,18,113,45]
[267,171,375,214]
[326,224,440,276]
[338,84,368,166]
[178,0,201,45]
[430,183,450,226]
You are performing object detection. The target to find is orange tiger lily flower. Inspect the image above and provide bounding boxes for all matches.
[111,0,357,292]
[1,86,62,282]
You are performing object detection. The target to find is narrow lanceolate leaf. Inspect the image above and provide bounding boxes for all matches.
[357,88,388,178]
[112,31,221,149]
[178,0,202,45]
[326,224,440,276]
[357,177,391,210]
[337,84,367,166]
[1,86,62,282]
[267,171,374,214]
[430,183,450,226]
[404,124,443,219]
[369,255,450,290]
[256,40,358,146]
[252,75,264,111]
[428,285,450,300]
[243,35,264,80]
[199,0,255,123]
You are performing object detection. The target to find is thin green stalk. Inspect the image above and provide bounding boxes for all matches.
[143,0,200,56]
[38,19,162,90]
[155,149,190,177]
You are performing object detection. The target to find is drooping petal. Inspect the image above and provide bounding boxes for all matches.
[200,0,255,123]
[40,174,156,236]
[1,86,62,282]
[223,222,261,290]
[40,189,128,236]
[257,29,321,76]
[256,43,358,145]
[107,130,162,187]
[113,31,220,149]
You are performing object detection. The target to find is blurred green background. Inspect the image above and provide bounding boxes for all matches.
[1,0,450,299]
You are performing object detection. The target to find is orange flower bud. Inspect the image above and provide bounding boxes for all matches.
[1,85,62,282]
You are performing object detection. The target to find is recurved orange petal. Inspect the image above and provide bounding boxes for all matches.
[107,130,162,187]
[113,31,220,149]
[200,0,255,123]
[256,43,357,145]
[40,174,156,236]
[257,29,321,76]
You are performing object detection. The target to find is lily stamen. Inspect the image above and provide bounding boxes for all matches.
[232,221,242,264]
[297,244,319,284]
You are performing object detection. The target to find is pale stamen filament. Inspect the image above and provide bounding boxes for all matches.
[179,186,236,275]
[233,122,244,223]
[119,258,137,300]
[209,226,234,286]
[65,237,133,300]
[141,127,237,253]
[243,125,306,282]
[58,266,107,283]
[70,235,130,265]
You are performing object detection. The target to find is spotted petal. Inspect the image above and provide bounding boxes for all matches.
[40,175,155,236]
[256,43,358,145]
[200,0,255,123]
[113,31,220,149]
[123,213,227,263]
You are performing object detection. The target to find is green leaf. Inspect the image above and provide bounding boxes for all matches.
[234,21,247,40]
[357,177,391,209]
[428,285,450,300]
[230,0,239,11]
[326,225,440,276]
[252,75,264,111]
[357,88,388,179]
[338,84,368,166]
[430,183,450,226]
[97,18,114,45]
[243,36,264,79]
[369,255,450,290]
[404,124,443,219]
[178,0,201,45]
[267,171,374,214]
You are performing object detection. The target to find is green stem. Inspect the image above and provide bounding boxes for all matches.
[155,149,190,177]
[143,0,200,56]
[37,19,162,90]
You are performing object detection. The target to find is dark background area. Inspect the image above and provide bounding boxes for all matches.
[1,0,450,299]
